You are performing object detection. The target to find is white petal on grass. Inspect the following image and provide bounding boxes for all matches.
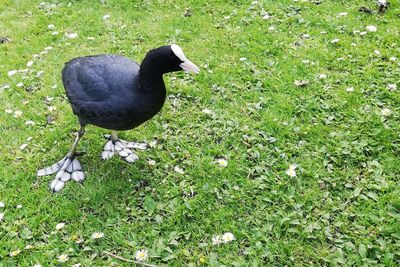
[19,143,28,150]
[294,80,309,87]
[91,232,105,239]
[345,87,354,92]
[262,14,270,20]
[16,82,24,87]
[103,14,110,20]
[239,57,247,61]
[65,32,78,39]
[360,31,367,36]
[212,235,222,245]
[27,61,34,67]
[387,84,397,91]
[202,108,212,114]
[48,106,57,112]
[57,254,69,263]
[148,160,156,166]
[318,74,327,79]
[377,0,388,5]
[374,50,381,55]
[149,140,158,148]
[381,108,392,117]
[33,264,42,267]
[9,249,21,257]
[221,232,235,243]
[0,212,4,221]
[366,25,377,32]
[52,31,59,35]
[14,110,23,118]
[174,166,184,174]
[8,70,17,76]
[56,222,65,230]
[217,158,228,167]
[285,164,297,177]
[0,84,10,91]
[135,249,149,262]
[47,24,55,29]
[337,12,347,17]
[5,109,12,114]
[330,38,340,44]
[16,204,22,209]
[0,202,4,208]
[389,56,397,61]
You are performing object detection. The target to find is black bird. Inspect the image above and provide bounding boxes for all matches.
[37,44,200,192]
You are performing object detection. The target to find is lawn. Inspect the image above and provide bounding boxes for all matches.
[0,0,399,266]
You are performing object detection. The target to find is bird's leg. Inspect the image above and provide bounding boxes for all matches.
[111,130,118,142]
[102,131,147,163]
[37,125,86,192]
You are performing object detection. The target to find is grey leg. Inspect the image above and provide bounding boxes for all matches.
[37,125,86,192]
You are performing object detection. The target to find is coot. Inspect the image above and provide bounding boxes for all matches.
[37,44,199,192]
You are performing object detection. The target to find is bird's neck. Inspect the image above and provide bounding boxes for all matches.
[138,54,165,92]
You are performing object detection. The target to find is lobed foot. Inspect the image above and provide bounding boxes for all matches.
[37,155,85,192]
[102,135,148,163]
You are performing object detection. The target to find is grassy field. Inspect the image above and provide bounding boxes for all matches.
[1,0,399,265]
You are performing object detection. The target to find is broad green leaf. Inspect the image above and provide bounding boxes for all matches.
[358,244,367,258]
[144,195,157,214]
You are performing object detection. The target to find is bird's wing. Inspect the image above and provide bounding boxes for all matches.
[62,54,140,118]
[63,54,139,102]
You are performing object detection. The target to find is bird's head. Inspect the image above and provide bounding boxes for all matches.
[170,44,200,74]
[143,44,200,75]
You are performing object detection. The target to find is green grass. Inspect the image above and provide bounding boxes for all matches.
[1,0,399,265]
